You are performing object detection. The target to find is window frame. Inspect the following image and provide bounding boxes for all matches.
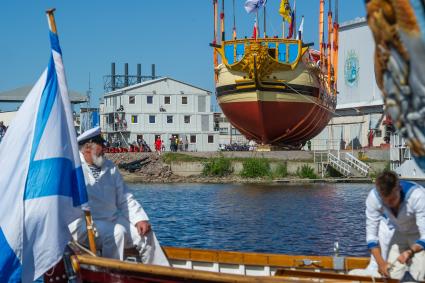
[149,115,156,124]
[164,96,171,105]
[182,96,188,105]
[147,96,153,104]
[166,115,173,124]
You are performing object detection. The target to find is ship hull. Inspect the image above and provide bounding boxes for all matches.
[216,51,335,146]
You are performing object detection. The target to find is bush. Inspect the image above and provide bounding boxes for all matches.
[202,156,233,176]
[240,158,271,178]
[296,164,317,179]
[273,162,288,178]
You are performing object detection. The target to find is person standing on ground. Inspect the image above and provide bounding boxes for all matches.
[155,137,162,155]
[366,171,425,280]
[69,127,169,266]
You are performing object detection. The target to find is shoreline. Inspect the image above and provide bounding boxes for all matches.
[121,171,373,184]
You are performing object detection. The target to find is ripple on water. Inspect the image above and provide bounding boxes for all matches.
[129,183,373,256]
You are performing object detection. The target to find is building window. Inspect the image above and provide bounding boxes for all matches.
[219,127,228,134]
[375,129,382,137]
[184,115,190,124]
[147,96,153,104]
[131,115,138,124]
[129,96,135,104]
[167,115,173,123]
[164,96,170,104]
[149,115,155,123]
[182,96,188,105]
[208,135,214,143]
[190,135,196,143]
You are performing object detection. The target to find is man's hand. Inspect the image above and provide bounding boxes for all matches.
[397,249,413,264]
[135,220,151,236]
[377,261,390,278]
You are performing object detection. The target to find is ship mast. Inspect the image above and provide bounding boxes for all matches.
[327,0,333,89]
[319,0,324,63]
[232,0,237,39]
[333,0,339,90]
[221,0,225,42]
[213,0,219,82]
[263,4,267,38]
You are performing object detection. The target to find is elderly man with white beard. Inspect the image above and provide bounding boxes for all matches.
[69,127,169,266]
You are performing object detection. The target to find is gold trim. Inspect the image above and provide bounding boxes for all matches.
[217,92,319,104]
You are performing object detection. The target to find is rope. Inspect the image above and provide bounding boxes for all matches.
[281,80,341,116]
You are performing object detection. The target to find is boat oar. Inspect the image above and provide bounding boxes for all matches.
[84,210,97,255]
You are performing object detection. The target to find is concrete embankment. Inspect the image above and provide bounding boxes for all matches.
[106,150,389,184]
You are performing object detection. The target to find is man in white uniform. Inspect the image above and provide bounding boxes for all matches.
[69,127,169,266]
[366,171,425,280]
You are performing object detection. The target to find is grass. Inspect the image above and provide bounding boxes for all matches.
[161,152,206,164]
[202,155,233,177]
[240,158,271,178]
[296,164,318,179]
[272,162,288,178]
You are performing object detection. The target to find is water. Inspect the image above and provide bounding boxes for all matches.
[129,183,373,257]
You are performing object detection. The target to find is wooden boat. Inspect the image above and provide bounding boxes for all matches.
[44,244,397,282]
[211,0,339,148]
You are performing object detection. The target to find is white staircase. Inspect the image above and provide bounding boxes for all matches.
[314,150,370,178]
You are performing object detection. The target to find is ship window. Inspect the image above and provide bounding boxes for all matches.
[190,135,196,143]
[208,135,214,143]
[167,115,173,123]
[184,115,190,123]
[164,96,170,104]
[268,48,276,59]
[375,129,382,137]
[147,96,153,104]
[149,115,155,123]
[182,96,188,105]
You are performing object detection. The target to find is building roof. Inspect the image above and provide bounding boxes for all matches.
[0,86,88,104]
[340,17,367,31]
[103,77,211,97]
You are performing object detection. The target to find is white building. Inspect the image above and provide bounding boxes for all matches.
[214,112,249,145]
[311,17,390,151]
[100,77,219,152]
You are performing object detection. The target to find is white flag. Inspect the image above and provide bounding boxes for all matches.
[0,14,88,282]
[296,16,304,40]
[244,0,267,14]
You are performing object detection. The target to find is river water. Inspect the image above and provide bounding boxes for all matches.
[130,183,373,257]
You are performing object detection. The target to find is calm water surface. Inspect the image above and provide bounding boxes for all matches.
[129,183,373,257]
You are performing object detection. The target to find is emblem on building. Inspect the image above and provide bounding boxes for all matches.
[344,50,359,87]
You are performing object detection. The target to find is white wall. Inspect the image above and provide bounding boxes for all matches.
[337,20,382,107]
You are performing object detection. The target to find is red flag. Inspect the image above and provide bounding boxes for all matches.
[287,11,295,38]
[252,20,258,39]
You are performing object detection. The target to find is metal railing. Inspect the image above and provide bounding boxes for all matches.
[343,153,370,176]
[328,152,352,177]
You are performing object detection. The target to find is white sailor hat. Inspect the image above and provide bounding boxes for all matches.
[77,126,106,146]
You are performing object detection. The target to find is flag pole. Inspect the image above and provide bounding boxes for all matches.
[263,4,266,38]
[45,8,97,256]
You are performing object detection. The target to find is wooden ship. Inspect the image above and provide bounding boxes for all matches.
[211,0,339,149]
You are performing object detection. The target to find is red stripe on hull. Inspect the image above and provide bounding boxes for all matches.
[219,101,333,145]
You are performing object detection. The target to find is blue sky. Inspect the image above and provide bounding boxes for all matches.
[0,1,366,111]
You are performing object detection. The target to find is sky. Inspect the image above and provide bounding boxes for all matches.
[0,0,366,112]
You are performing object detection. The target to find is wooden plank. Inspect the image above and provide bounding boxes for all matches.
[163,247,191,260]
[218,251,244,264]
[243,254,269,265]
[190,250,218,262]
[345,257,370,270]
[162,247,369,270]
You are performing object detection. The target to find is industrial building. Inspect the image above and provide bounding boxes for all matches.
[100,76,219,152]
[310,17,390,151]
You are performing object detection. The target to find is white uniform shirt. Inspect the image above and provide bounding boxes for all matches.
[366,181,425,250]
[80,152,149,225]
